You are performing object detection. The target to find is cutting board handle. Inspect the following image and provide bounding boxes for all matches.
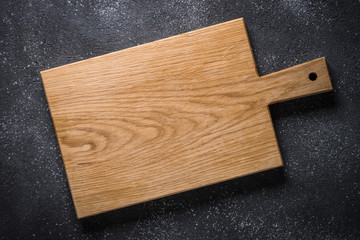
[260,57,332,104]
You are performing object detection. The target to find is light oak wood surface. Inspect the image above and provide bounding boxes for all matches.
[41,18,332,218]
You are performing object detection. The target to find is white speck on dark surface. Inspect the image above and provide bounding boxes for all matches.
[0,0,359,239]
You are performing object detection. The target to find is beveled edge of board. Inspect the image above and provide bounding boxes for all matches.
[40,18,248,75]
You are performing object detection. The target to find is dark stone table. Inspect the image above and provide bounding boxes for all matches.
[1,1,359,239]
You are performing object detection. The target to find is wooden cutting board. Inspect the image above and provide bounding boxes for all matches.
[41,18,332,218]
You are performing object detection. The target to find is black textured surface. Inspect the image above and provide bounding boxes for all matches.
[1,0,360,239]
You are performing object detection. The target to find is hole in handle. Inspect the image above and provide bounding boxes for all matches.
[309,72,317,81]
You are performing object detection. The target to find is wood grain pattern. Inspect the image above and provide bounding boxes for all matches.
[40,18,332,218]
